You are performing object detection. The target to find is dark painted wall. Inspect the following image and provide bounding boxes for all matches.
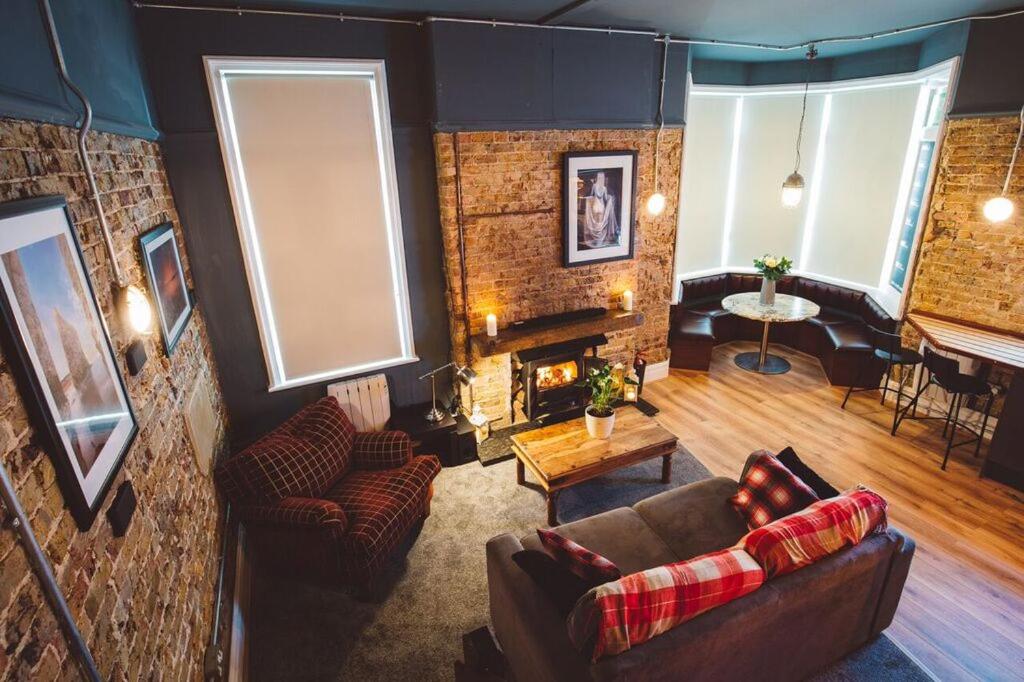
[135,7,450,445]
[0,0,158,139]
[429,22,689,129]
[949,13,1024,116]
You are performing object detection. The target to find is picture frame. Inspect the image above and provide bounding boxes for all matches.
[139,222,194,356]
[562,150,638,267]
[0,195,138,530]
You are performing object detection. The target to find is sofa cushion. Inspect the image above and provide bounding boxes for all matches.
[567,547,765,661]
[521,508,677,576]
[327,454,439,561]
[825,322,873,351]
[511,550,603,617]
[672,311,715,341]
[776,447,840,499]
[741,487,888,578]
[218,396,356,504]
[688,299,730,317]
[634,477,749,560]
[537,528,622,583]
[806,306,858,328]
[730,451,819,528]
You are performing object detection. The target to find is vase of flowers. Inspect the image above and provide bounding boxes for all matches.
[753,254,793,305]
[579,363,637,439]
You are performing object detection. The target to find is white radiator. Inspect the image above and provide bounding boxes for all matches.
[327,374,391,431]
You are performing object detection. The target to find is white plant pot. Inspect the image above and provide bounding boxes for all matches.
[585,407,616,439]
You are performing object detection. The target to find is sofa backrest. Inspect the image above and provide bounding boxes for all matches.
[793,277,865,314]
[680,273,728,303]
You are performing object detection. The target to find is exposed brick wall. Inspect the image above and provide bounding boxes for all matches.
[904,116,1023,405]
[434,129,682,425]
[0,119,228,680]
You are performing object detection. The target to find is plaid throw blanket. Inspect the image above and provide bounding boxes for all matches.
[567,548,765,661]
[741,486,888,578]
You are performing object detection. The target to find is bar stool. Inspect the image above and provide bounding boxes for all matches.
[893,347,997,469]
[841,324,923,434]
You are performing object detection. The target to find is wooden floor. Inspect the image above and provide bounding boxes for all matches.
[646,342,1024,682]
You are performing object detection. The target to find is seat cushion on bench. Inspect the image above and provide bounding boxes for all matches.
[673,312,715,341]
[634,477,749,561]
[825,323,873,352]
[806,306,858,328]
[522,508,678,576]
[688,300,730,317]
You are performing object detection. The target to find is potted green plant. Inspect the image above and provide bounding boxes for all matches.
[579,363,637,439]
[753,254,793,305]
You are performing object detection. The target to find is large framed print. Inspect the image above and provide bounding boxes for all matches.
[0,196,138,530]
[563,150,637,267]
[140,222,193,355]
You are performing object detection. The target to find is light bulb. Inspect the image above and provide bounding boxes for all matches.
[645,192,666,216]
[124,285,153,334]
[781,171,805,208]
[982,196,1014,222]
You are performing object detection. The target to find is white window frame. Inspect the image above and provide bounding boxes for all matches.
[675,58,959,318]
[205,57,417,391]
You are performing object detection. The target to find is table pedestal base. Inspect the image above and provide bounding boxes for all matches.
[735,352,791,375]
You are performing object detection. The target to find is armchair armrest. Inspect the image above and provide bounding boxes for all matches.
[236,496,348,539]
[352,430,413,470]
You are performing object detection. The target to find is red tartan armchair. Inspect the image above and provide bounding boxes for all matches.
[215,396,440,590]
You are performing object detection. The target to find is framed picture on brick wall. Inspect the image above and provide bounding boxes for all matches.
[140,222,193,356]
[0,195,138,531]
[563,150,637,267]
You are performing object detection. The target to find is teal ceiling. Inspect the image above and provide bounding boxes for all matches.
[161,0,1024,57]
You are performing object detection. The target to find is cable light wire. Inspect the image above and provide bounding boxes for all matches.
[1000,104,1024,196]
[132,2,1024,55]
[653,36,670,194]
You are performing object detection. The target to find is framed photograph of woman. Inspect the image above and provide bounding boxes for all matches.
[139,222,193,356]
[562,150,637,267]
[0,196,138,530]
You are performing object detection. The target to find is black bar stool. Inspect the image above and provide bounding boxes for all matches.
[893,347,997,469]
[841,324,923,434]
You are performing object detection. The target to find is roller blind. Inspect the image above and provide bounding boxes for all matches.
[206,58,416,391]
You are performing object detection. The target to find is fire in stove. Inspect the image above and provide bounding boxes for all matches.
[535,360,578,390]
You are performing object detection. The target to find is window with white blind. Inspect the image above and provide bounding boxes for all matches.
[206,57,417,391]
[674,61,953,314]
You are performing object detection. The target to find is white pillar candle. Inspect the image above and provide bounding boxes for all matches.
[486,313,498,337]
[622,290,634,311]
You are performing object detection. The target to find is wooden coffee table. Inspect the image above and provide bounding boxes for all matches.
[511,407,678,525]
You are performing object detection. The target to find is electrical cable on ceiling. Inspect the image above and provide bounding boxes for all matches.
[133,2,1024,54]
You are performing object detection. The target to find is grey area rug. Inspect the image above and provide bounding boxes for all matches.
[249,451,931,681]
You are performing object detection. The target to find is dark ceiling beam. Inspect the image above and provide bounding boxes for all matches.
[537,0,597,25]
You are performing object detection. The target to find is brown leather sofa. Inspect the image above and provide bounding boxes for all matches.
[670,273,896,386]
[486,453,915,681]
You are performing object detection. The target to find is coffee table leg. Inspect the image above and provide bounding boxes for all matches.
[661,453,672,483]
[516,458,525,485]
[546,492,558,527]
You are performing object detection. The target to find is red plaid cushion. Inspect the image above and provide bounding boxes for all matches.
[216,397,356,504]
[567,548,765,661]
[730,450,819,529]
[536,529,621,583]
[740,486,888,578]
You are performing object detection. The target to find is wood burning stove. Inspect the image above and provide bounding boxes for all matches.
[512,334,607,423]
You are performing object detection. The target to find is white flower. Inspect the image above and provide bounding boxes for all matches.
[764,257,779,268]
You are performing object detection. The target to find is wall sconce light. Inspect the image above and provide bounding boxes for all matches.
[122,284,154,335]
[983,103,1023,223]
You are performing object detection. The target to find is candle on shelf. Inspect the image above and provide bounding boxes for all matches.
[486,313,498,337]
[621,290,634,312]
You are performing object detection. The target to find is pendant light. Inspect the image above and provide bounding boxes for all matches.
[782,45,818,208]
[982,103,1023,223]
[646,36,671,216]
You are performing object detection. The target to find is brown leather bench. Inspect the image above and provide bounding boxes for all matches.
[669,273,895,387]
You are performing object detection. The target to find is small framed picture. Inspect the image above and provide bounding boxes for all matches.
[139,222,193,356]
[562,150,637,267]
[0,195,138,530]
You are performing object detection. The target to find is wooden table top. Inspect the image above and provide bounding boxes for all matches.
[510,407,677,484]
[722,292,820,323]
[906,311,1024,371]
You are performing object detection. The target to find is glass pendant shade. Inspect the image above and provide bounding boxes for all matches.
[646,192,667,216]
[983,196,1014,223]
[781,171,805,208]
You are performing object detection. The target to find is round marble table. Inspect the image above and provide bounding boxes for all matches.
[721,292,820,374]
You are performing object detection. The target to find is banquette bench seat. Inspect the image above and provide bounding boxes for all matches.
[670,273,895,387]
